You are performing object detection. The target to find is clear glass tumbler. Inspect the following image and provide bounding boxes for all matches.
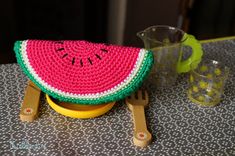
[188,59,229,106]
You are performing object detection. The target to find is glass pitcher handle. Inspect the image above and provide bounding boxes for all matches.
[177,34,203,73]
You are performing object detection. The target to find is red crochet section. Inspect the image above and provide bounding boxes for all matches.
[26,40,140,94]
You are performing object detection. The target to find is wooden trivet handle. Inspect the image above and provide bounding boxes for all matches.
[19,81,41,122]
[132,105,152,147]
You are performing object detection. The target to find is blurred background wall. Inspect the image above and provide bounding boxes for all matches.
[0,0,235,64]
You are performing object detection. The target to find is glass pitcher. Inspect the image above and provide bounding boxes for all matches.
[137,25,203,87]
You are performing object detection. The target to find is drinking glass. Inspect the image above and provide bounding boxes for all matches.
[188,59,229,106]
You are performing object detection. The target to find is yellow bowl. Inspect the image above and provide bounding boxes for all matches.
[46,94,115,119]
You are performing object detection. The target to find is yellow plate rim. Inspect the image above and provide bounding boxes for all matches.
[46,94,115,119]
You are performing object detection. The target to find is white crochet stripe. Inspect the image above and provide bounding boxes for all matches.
[20,40,146,99]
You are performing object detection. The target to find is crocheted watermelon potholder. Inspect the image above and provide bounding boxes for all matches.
[14,40,153,105]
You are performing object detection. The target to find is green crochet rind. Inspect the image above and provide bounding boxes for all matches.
[14,41,153,105]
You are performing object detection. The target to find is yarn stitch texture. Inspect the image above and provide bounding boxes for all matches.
[14,40,153,105]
